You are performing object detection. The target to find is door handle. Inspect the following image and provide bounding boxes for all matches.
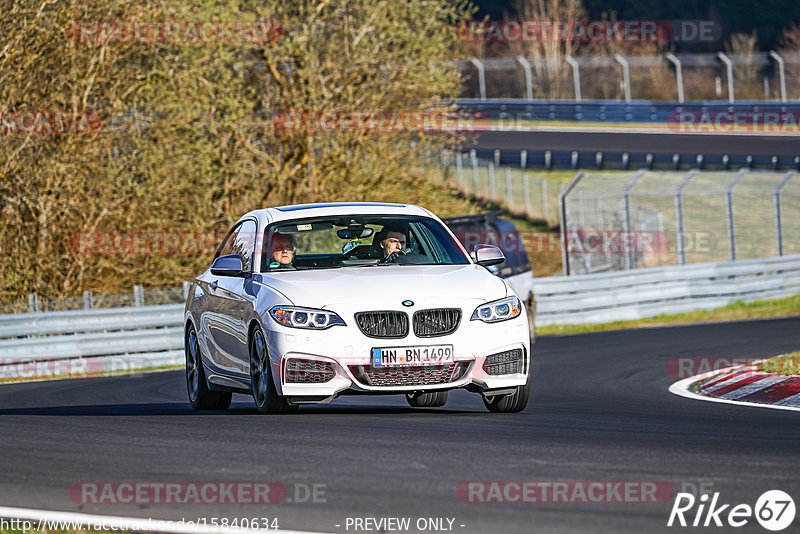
[210,280,218,290]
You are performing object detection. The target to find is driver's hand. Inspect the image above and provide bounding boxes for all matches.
[383,249,410,263]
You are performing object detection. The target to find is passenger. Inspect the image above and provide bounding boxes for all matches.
[269,233,295,269]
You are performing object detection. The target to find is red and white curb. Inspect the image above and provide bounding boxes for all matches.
[669,361,800,412]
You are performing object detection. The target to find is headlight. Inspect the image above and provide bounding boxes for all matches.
[471,296,521,323]
[269,306,346,329]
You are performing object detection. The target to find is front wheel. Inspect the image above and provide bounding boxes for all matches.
[483,367,532,414]
[527,295,536,343]
[406,390,448,408]
[250,327,295,414]
[185,324,231,410]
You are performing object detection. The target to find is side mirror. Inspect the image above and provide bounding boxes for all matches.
[210,254,246,277]
[474,244,505,267]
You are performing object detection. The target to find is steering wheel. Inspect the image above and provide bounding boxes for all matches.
[382,249,412,263]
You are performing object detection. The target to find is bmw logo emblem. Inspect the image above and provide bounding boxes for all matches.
[402,300,414,307]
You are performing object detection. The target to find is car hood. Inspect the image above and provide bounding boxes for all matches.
[255,264,507,309]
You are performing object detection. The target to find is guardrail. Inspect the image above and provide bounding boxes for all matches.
[1,254,798,379]
[456,99,800,123]
[533,254,800,325]
[465,148,800,171]
[0,304,185,381]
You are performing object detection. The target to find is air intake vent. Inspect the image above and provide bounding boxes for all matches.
[482,349,523,375]
[355,311,409,338]
[413,308,462,338]
[349,362,470,387]
[285,359,336,383]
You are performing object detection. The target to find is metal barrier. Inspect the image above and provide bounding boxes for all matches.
[0,303,184,338]
[457,99,800,123]
[533,254,800,325]
[0,304,185,380]
[1,255,798,376]
[463,148,800,172]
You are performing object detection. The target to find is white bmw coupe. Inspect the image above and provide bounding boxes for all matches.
[184,202,532,413]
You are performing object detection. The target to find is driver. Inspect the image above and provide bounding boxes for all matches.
[380,227,408,262]
[268,233,295,269]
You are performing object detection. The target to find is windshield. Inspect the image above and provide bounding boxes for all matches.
[261,215,470,272]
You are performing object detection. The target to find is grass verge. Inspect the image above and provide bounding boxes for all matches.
[757,352,800,375]
[537,293,800,336]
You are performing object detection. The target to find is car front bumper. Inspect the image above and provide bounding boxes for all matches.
[265,314,531,400]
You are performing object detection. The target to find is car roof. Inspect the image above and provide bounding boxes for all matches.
[243,202,436,225]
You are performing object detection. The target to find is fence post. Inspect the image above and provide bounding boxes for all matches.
[523,173,531,215]
[83,290,93,310]
[488,163,496,200]
[623,170,646,270]
[769,51,787,103]
[542,180,549,220]
[774,171,796,256]
[675,170,698,265]
[183,280,192,300]
[718,52,735,104]
[560,171,585,276]
[134,285,144,307]
[665,53,685,103]
[614,54,631,102]
[596,197,604,228]
[517,57,533,101]
[469,58,487,101]
[28,293,39,313]
[456,153,463,185]
[493,149,501,167]
[470,149,479,195]
[505,167,513,210]
[724,169,748,261]
[565,55,582,102]
[520,149,527,169]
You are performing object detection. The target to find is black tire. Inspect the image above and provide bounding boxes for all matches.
[185,324,232,410]
[527,295,536,344]
[482,364,532,414]
[250,327,295,414]
[406,390,449,407]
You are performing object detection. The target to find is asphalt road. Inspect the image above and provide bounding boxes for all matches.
[475,130,800,156]
[1,317,799,533]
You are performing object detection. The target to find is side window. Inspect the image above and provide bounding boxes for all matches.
[216,220,257,271]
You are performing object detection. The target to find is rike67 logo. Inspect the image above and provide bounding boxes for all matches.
[668,490,795,531]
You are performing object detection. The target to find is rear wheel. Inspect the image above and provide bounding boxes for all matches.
[185,324,231,410]
[250,327,295,414]
[483,365,532,414]
[406,390,448,408]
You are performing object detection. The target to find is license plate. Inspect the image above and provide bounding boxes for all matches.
[371,345,454,367]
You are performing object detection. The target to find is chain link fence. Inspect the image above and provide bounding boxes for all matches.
[560,169,800,274]
[440,150,563,225]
